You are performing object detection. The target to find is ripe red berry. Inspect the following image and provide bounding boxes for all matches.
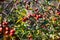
[38,15,42,18]
[5,31,9,35]
[28,36,32,39]
[35,17,39,20]
[36,15,39,17]
[5,27,9,31]
[22,19,26,22]
[0,27,2,32]
[29,38,33,40]
[32,14,36,17]
[10,29,15,33]
[53,18,57,21]
[28,34,33,40]
[35,15,39,20]
[35,8,38,11]
[28,14,32,18]
[2,22,8,26]
[23,17,28,22]
[10,33,14,36]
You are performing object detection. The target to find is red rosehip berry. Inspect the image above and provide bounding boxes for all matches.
[5,27,9,31]
[0,27,2,32]
[28,36,32,39]
[35,17,39,20]
[22,19,26,22]
[35,15,39,20]
[36,15,39,17]
[22,17,28,22]
[32,14,36,17]
[38,15,42,18]
[10,33,14,36]
[29,38,33,40]
[28,35,33,40]
[53,18,57,21]
[2,22,8,26]
[10,29,15,33]
[35,8,38,11]
[5,31,9,35]
[28,14,32,18]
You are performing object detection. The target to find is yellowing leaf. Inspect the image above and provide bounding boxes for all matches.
[16,18,22,23]
[20,12,26,16]
[52,20,55,24]
[29,8,32,10]
[0,17,2,23]
[58,0,60,2]
[46,23,50,26]
[37,30,40,35]
[22,29,24,33]
[0,17,2,20]
[20,9,27,16]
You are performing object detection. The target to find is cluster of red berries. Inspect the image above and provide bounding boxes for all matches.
[0,21,15,37]
[22,14,43,22]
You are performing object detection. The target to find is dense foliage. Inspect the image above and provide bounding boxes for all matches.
[0,0,60,40]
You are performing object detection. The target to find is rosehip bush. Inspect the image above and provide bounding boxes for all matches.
[0,0,60,40]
